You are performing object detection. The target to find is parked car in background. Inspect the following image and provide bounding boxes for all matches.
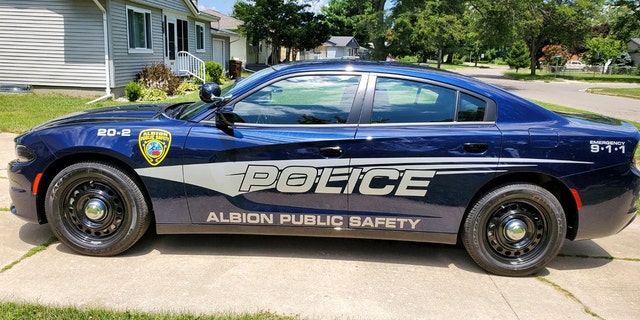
[564,60,587,71]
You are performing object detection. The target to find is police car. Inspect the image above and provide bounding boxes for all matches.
[8,61,640,276]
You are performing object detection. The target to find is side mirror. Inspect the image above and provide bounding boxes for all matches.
[216,106,236,136]
[199,82,222,103]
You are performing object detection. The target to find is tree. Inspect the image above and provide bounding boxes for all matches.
[583,36,626,72]
[469,0,600,75]
[610,1,640,40]
[506,41,530,72]
[540,44,570,71]
[388,0,465,67]
[323,0,389,59]
[322,0,371,46]
[234,0,328,65]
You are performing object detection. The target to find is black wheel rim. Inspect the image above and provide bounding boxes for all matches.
[485,200,548,263]
[59,178,126,242]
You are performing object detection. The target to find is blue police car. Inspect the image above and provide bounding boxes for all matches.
[8,61,640,276]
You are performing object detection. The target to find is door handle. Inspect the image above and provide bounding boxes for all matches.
[320,146,343,158]
[464,143,489,153]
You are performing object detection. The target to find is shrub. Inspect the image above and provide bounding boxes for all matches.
[175,81,200,95]
[205,61,224,84]
[124,81,143,102]
[137,63,180,95]
[140,87,167,101]
[397,56,418,64]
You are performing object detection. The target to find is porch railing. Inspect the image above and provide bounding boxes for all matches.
[177,51,205,83]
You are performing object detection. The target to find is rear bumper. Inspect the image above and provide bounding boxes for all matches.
[572,165,640,240]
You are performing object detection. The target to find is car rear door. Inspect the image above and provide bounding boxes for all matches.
[348,74,502,240]
[182,72,367,230]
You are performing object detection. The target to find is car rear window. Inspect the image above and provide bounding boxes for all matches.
[371,78,455,123]
[371,77,486,123]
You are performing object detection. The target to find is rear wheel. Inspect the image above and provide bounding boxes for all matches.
[45,162,150,256]
[461,183,566,276]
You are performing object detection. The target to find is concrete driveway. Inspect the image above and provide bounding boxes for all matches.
[1,70,640,319]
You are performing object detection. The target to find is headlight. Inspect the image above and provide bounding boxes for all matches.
[15,144,36,163]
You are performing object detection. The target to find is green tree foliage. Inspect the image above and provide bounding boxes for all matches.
[506,41,530,72]
[322,0,371,47]
[388,0,466,67]
[323,0,389,60]
[234,0,329,65]
[610,1,640,40]
[469,0,600,75]
[583,36,627,71]
[281,10,330,61]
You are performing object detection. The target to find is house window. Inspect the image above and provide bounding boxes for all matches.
[177,19,188,52]
[126,6,153,53]
[196,22,205,52]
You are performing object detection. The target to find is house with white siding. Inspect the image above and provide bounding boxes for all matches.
[303,36,361,60]
[205,9,248,70]
[0,0,219,99]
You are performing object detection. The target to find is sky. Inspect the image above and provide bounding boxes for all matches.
[197,0,330,16]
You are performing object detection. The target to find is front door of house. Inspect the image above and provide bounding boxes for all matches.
[164,15,189,73]
[212,39,225,69]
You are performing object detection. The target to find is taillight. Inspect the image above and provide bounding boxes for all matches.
[633,143,640,172]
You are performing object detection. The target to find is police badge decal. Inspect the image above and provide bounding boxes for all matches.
[138,129,172,166]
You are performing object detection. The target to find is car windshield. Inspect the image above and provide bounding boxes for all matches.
[170,67,277,121]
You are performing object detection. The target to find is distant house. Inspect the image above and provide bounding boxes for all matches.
[205,9,249,70]
[628,38,640,67]
[0,0,219,98]
[303,36,362,60]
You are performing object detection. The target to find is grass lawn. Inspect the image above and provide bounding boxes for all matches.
[0,302,299,320]
[0,92,200,133]
[534,99,640,130]
[504,70,640,83]
[586,87,640,100]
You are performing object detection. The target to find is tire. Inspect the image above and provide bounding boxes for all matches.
[461,183,566,276]
[45,161,151,256]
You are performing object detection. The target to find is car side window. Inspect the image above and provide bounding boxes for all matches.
[371,77,456,123]
[458,93,486,121]
[233,75,360,125]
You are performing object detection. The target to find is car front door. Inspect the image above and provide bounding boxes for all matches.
[182,72,367,231]
[348,74,502,241]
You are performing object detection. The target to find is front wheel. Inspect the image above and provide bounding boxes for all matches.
[461,183,566,276]
[45,162,151,256]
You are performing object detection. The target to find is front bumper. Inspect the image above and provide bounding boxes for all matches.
[8,160,41,223]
